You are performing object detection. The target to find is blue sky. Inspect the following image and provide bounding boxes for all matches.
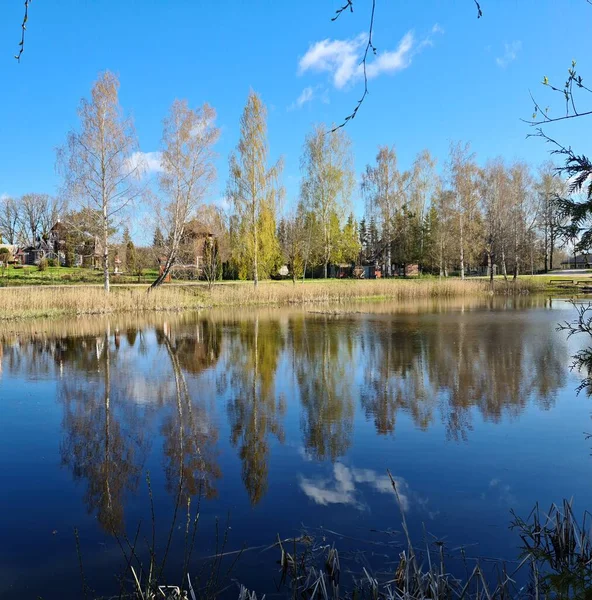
[1,0,591,229]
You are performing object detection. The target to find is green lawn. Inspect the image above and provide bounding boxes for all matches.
[0,265,581,290]
[0,265,160,286]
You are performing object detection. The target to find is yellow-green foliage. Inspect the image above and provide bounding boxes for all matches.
[228,91,282,282]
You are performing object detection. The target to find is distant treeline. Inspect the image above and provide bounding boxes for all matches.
[0,72,571,288]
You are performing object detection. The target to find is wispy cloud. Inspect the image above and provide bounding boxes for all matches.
[482,478,517,506]
[299,463,409,511]
[298,26,442,89]
[288,85,331,111]
[289,86,314,110]
[496,41,521,68]
[125,151,164,178]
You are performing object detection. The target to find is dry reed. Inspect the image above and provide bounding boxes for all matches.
[0,285,205,320]
[205,277,546,307]
[0,277,547,321]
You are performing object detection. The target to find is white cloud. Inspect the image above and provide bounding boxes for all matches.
[288,85,331,111]
[299,34,366,89]
[365,31,415,80]
[496,41,521,68]
[299,463,410,511]
[126,151,164,178]
[298,26,442,89]
[289,86,315,110]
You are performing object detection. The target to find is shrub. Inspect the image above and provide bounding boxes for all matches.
[47,258,59,268]
[38,258,49,271]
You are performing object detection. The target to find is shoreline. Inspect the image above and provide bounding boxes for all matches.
[0,277,563,322]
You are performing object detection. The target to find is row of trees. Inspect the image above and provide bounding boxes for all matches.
[0,193,65,247]
[358,145,568,280]
[0,71,574,290]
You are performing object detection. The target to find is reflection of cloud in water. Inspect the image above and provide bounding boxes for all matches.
[481,478,516,507]
[120,376,176,405]
[299,463,415,512]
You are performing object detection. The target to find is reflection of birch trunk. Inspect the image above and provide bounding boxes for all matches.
[104,330,112,518]
[163,333,186,491]
[162,331,207,494]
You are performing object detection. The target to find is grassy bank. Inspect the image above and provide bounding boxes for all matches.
[0,276,551,321]
[0,265,160,285]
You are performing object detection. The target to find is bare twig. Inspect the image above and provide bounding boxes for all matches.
[331,0,354,21]
[332,0,483,131]
[332,0,377,132]
[15,0,31,62]
[526,59,592,126]
[474,0,483,18]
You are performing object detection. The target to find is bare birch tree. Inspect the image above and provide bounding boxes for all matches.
[536,162,567,272]
[58,71,140,293]
[508,161,537,279]
[228,91,283,287]
[150,100,219,289]
[480,159,509,286]
[301,125,354,279]
[431,182,456,277]
[19,193,65,245]
[447,142,480,279]
[362,146,401,276]
[0,196,21,245]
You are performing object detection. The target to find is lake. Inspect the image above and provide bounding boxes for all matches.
[1,297,591,599]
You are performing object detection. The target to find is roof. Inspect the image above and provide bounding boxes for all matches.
[50,221,68,233]
[184,219,214,238]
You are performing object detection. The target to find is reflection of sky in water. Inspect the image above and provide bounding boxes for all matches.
[1,298,591,599]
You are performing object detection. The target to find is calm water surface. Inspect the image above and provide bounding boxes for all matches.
[1,298,591,598]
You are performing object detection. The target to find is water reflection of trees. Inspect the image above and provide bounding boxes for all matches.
[289,316,355,461]
[0,305,569,517]
[59,330,146,533]
[8,318,225,534]
[159,324,221,502]
[360,311,565,440]
[226,317,286,505]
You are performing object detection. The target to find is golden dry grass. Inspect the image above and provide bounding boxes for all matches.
[205,277,547,306]
[0,277,548,321]
[0,285,205,320]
